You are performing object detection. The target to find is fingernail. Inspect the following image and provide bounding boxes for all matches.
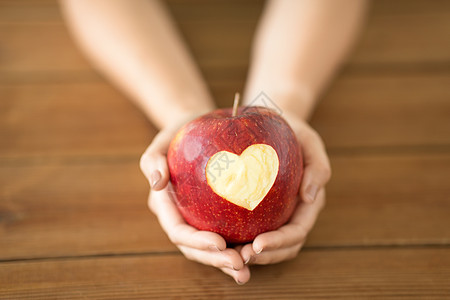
[255,247,263,254]
[208,245,220,252]
[236,279,245,285]
[150,170,162,188]
[244,256,253,265]
[305,184,318,203]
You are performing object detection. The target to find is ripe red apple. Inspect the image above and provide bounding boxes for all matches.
[167,106,303,244]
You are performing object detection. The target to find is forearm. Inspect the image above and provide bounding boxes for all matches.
[60,0,215,129]
[244,0,368,120]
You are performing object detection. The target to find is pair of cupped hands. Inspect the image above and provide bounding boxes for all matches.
[140,110,331,285]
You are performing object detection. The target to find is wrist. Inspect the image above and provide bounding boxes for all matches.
[244,81,316,121]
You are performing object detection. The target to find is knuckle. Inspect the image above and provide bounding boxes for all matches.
[253,252,274,265]
[272,230,288,248]
[139,154,149,173]
[221,250,235,261]
[302,129,318,144]
[139,153,156,175]
[305,127,322,143]
[181,249,195,261]
[316,162,332,182]
[219,260,232,269]
[169,225,194,246]
[286,249,300,261]
[167,230,182,245]
[140,152,163,174]
[270,239,282,251]
[254,255,269,265]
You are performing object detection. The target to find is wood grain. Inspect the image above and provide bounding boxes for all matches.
[1,73,449,159]
[0,83,155,158]
[1,0,449,297]
[1,154,449,260]
[0,247,449,299]
[1,0,450,80]
[0,159,175,260]
[311,73,450,149]
[316,153,450,247]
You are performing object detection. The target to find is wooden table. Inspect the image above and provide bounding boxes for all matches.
[1,0,450,298]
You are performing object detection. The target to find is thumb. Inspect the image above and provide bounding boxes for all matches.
[140,152,169,191]
[298,129,332,203]
[140,130,174,191]
[140,111,209,191]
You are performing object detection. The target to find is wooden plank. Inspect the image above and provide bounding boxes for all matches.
[1,154,449,260]
[174,9,450,69]
[168,0,450,21]
[0,2,448,298]
[0,82,155,158]
[314,153,450,247]
[372,0,450,15]
[2,0,450,24]
[0,0,264,24]
[0,160,176,260]
[1,73,449,159]
[310,73,450,149]
[0,248,449,299]
[1,0,450,80]
[0,0,63,24]
[0,23,92,74]
[351,11,450,67]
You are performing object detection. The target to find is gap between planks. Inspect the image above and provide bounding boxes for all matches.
[1,144,450,167]
[1,243,449,264]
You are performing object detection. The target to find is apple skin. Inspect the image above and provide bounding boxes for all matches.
[167,106,303,244]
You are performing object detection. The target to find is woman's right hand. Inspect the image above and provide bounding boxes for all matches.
[139,114,251,285]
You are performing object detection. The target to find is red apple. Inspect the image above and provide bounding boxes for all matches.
[167,106,303,244]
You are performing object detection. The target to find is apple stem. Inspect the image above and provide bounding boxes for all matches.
[232,93,240,117]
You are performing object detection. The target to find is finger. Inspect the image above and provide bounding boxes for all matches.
[248,243,303,265]
[142,112,203,156]
[147,124,180,154]
[140,129,177,190]
[252,190,326,252]
[240,243,257,265]
[298,129,331,203]
[234,244,244,253]
[140,153,169,190]
[150,189,227,251]
[178,246,244,271]
[220,265,251,285]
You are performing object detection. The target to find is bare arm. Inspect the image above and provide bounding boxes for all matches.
[60,0,248,284]
[244,0,368,120]
[60,0,369,285]
[238,0,368,272]
[60,0,215,129]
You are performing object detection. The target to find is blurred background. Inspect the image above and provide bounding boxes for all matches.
[1,0,450,298]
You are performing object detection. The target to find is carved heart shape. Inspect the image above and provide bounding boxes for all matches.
[205,144,279,211]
